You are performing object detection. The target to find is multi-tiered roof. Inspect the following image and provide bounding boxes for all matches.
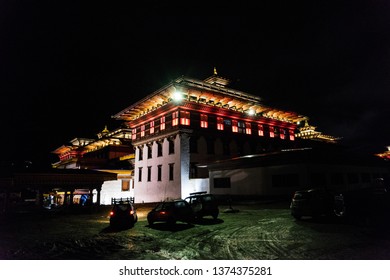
[112,72,308,125]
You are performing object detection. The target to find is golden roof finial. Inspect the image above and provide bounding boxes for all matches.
[213,66,218,75]
[102,125,109,134]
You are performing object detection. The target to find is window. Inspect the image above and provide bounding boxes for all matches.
[160,116,166,130]
[280,128,285,139]
[138,146,143,161]
[147,145,152,159]
[289,129,295,141]
[169,163,174,181]
[147,166,152,182]
[232,120,238,133]
[140,125,145,137]
[238,121,245,133]
[132,128,137,140]
[200,114,208,128]
[245,122,252,134]
[258,124,264,136]
[121,180,130,191]
[138,167,142,182]
[180,111,190,125]
[274,127,279,137]
[214,177,231,188]
[168,138,174,154]
[157,165,162,181]
[157,141,163,157]
[172,111,179,126]
[150,121,155,134]
[217,117,224,130]
[269,126,275,138]
[224,119,231,126]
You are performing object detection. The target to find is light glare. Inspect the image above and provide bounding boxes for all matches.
[173,90,183,101]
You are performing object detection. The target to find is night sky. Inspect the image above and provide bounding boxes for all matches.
[1,1,389,168]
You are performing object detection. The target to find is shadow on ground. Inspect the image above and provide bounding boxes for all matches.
[146,223,195,232]
[100,224,136,233]
[193,218,224,225]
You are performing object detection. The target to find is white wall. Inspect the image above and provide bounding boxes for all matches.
[181,178,209,198]
[210,167,271,196]
[209,162,389,197]
[132,133,212,203]
[100,179,134,205]
[134,135,183,203]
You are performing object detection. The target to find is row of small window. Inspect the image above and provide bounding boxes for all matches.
[137,164,175,182]
[138,140,174,161]
[132,111,295,140]
[137,133,286,161]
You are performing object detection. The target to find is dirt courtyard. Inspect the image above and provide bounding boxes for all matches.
[1,200,390,260]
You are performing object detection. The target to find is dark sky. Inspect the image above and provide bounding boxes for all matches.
[1,1,390,167]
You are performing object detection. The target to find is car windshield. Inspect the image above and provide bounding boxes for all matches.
[175,201,187,208]
[154,202,175,211]
[116,204,130,211]
[294,192,311,199]
[202,195,213,202]
[154,204,163,211]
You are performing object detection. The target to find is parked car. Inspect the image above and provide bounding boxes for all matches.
[334,185,390,218]
[109,199,138,229]
[184,191,219,219]
[147,199,195,225]
[290,188,335,219]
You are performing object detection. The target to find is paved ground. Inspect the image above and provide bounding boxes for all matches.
[1,200,390,260]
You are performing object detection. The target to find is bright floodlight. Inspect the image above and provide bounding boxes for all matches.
[173,90,184,101]
[248,109,255,116]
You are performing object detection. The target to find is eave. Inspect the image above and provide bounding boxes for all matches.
[112,76,307,124]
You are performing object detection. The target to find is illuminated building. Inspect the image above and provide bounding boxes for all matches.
[295,120,341,143]
[376,146,390,160]
[112,70,336,203]
[0,126,132,211]
[0,169,117,212]
[51,126,135,205]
